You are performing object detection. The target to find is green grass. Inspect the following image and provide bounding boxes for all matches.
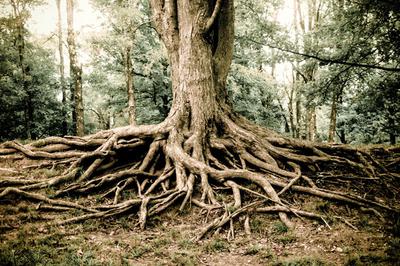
[344,254,388,266]
[386,238,400,263]
[244,244,263,255]
[276,234,297,245]
[250,216,268,234]
[274,256,330,266]
[0,227,107,266]
[129,244,152,259]
[170,251,199,266]
[178,238,196,249]
[273,221,289,234]
[204,238,229,253]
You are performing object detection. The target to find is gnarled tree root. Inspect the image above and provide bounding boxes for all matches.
[0,117,398,240]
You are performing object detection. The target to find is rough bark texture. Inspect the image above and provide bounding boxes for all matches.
[0,0,399,240]
[307,106,316,141]
[66,0,84,137]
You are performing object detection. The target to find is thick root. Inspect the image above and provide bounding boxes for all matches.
[0,118,398,240]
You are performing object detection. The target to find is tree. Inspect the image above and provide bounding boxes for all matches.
[56,0,68,135]
[0,0,398,239]
[337,72,400,145]
[0,0,64,141]
[66,0,84,136]
[9,0,34,139]
[87,0,171,128]
[93,0,143,126]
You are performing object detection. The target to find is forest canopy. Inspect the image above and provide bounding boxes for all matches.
[0,0,398,144]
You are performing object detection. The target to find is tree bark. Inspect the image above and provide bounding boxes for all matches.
[288,72,297,138]
[66,0,84,136]
[295,95,301,138]
[150,0,234,127]
[307,106,316,141]
[124,46,136,126]
[56,0,68,135]
[328,91,338,143]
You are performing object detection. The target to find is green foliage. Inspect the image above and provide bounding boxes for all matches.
[0,0,398,144]
[84,0,172,132]
[228,63,284,132]
[337,73,400,144]
[0,1,64,141]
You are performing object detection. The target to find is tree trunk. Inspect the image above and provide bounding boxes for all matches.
[328,91,337,143]
[288,95,296,137]
[56,0,68,135]
[288,71,297,138]
[389,134,396,145]
[295,97,301,138]
[338,129,346,144]
[11,0,32,139]
[151,0,234,128]
[66,0,84,136]
[124,46,136,126]
[307,106,316,141]
[388,112,396,145]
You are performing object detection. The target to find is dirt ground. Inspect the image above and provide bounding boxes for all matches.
[1,197,399,265]
[0,160,399,265]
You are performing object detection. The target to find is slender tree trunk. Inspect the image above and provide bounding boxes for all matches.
[295,97,301,138]
[288,100,296,137]
[278,101,290,133]
[124,46,136,126]
[307,106,316,141]
[338,129,346,144]
[11,0,33,139]
[66,0,84,136]
[389,134,396,145]
[328,91,338,143]
[56,0,68,135]
[387,110,396,145]
[288,75,296,138]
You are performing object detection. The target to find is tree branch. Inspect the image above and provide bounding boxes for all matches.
[241,37,400,72]
[266,43,400,72]
[204,0,223,33]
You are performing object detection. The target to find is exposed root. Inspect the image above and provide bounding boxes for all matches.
[0,117,398,240]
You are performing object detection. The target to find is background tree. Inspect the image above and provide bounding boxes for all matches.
[56,0,68,135]
[9,0,34,139]
[0,0,64,141]
[66,0,84,136]
[86,0,171,130]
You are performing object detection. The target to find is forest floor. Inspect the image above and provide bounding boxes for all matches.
[0,159,399,266]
